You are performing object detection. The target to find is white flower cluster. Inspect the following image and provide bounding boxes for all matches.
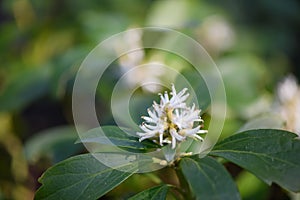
[277,75,300,135]
[137,85,207,149]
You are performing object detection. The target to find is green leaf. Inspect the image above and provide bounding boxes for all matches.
[35,153,137,200]
[210,129,300,192]
[76,126,158,150]
[180,156,240,200]
[0,67,51,112]
[162,144,176,162]
[24,126,82,163]
[128,185,170,200]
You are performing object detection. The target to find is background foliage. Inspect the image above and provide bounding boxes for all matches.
[0,0,300,199]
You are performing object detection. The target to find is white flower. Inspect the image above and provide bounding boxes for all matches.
[137,84,207,149]
[277,75,299,103]
[114,29,165,93]
[276,75,300,135]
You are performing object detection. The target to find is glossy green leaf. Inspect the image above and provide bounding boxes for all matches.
[128,184,170,200]
[76,126,158,150]
[180,156,240,200]
[35,153,137,200]
[210,129,300,192]
[0,67,51,112]
[25,126,82,163]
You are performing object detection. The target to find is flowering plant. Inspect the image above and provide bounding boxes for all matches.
[34,84,300,200]
[137,85,207,149]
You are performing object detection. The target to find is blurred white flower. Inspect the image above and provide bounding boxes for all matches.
[197,15,235,55]
[137,85,207,149]
[278,75,299,103]
[118,29,144,69]
[276,75,300,135]
[114,29,165,93]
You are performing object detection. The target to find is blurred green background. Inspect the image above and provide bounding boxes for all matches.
[0,0,300,199]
